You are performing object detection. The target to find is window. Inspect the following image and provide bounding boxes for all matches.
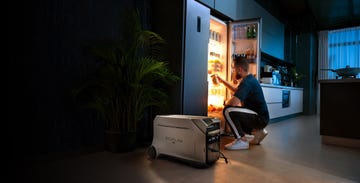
[318,26,360,79]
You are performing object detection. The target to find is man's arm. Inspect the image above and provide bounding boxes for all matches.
[216,75,237,92]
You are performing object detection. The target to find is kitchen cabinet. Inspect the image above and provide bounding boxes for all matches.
[260,52,294,87]
[262,84,303,120]
[290,89,303,114]
[262,86,283,119]
[319,79,360,148]
[262,87,282,103]
[197,0,214,8]
[214,0,237,19]
[295,33,317,115]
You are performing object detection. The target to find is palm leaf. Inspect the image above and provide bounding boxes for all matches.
[73,9,179,132]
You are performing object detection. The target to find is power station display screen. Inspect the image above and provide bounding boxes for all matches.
[202,118,215,125]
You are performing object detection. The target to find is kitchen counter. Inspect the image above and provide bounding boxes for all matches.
[318,78,360,84]
[261,84,303,121]
[319,78,360,148]
[261,83,303,90]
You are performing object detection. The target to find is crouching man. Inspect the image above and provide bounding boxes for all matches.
[214,56,269,150]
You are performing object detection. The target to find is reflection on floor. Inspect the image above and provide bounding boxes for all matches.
[19,115,360,183]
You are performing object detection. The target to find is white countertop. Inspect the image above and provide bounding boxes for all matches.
[260,83,303,90]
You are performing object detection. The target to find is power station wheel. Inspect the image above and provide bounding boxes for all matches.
[147,146,157,159]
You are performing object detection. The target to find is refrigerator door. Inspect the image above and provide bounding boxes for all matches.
[228,18,262,81]
[183,0,210,115]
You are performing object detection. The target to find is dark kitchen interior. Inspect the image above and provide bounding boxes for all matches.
[255,0,360,31]
[8,0,360,182]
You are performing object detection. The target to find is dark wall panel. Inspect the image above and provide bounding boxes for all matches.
[8,0,146,162]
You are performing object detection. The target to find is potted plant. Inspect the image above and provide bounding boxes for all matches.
[290,67,304,87]
[73,10,179,152]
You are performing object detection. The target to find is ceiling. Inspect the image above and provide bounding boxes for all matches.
[255,0,360,32]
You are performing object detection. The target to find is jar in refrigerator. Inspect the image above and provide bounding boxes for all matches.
[211,30,215,40]
[215,32,219,42]
[233,25,237,40]
[239,25,246,39]
[249,48,255,59]
[245,48,251,58]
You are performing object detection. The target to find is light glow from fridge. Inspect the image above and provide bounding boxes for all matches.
[208,17,227,113]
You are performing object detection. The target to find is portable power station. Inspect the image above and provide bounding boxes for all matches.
[147,115,221,167]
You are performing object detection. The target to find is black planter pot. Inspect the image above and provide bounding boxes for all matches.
[104,130,137,153]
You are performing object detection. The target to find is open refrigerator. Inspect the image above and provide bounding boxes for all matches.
[207,16,261,133]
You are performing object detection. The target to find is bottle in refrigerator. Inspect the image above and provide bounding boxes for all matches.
[246,26,251,39]
[252,24,257,38]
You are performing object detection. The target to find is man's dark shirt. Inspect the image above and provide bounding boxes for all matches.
[234,74,269,122]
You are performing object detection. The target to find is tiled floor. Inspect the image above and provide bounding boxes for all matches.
[19,115,360,183]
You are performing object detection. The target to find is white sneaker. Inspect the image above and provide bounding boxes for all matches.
[250,129,268,145]
[225,139,249,150]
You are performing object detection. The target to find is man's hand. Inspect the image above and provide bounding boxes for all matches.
[216,75,224,83]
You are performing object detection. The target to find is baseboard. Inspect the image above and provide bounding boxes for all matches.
[269,113,302,123]
[322,135,360,148]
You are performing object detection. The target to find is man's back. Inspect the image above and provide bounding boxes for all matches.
[234,74,269,122]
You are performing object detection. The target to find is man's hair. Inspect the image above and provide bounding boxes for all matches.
[233,56,249,72]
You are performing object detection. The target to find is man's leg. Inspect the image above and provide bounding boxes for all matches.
[224,106,268,146]
[223,107,254,138]
[224,107,259,134]
[223,107,259,150]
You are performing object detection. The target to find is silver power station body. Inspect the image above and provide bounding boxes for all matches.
[147,115,221,167]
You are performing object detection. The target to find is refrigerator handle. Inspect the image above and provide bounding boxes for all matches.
[197,16,201,32]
